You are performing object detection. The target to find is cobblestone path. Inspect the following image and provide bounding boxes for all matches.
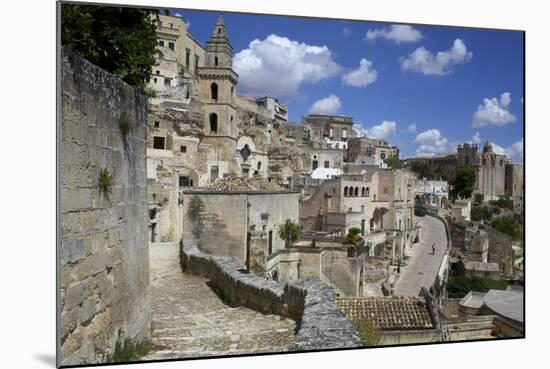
[143,242,296,360]
[394,216,447,297]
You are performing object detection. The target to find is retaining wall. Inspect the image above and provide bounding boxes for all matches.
[180,234,361,351]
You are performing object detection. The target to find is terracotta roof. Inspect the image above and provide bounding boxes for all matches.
[336,297,434,330]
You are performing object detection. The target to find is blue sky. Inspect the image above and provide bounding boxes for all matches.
[168,9,524,162]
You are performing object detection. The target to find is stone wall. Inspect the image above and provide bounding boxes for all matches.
[59,49,150,365]
[180,234,361,350]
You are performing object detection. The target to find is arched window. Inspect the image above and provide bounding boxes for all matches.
[344,187,348,197]
[214,56,219,66]
[209,113,218,133]
[354,187,359,197]
[210,83,218,101]
[361,187,366,197]
[366,187,370,196]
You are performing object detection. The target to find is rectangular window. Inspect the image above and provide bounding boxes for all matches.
[168,42,175,51]
[154,121,160,128]
[324,161,330,168]
[158,40,164,47]
[268,230,273,255]
[153,77,157,83]
[185,48,191,67]
[164,78,172,86]
[180,146,187,153]
[179,176,190,187]
[153,136,165,150]
[195,55,200,71]
[156,70,160,75]
[169,23,173,29]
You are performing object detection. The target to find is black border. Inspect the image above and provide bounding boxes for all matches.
[56,1,527,368]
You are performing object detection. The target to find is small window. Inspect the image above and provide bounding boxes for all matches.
[210,83,218,101]
[154,121,160,128]
[324,161,330,168]
[156,70,160,75]
[180,146,187,153]
[179,176,191,187]
[153,137,165,150]
[169,23,173,29]
[153,77,157,83]
[159,40,164,47]
[168,42,175,51]
[214,56,218,66]
[164,78,172,87]
[185,48,190,67]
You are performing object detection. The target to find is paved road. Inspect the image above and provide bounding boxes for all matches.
[393,216,447,297]
[143,242,295,361]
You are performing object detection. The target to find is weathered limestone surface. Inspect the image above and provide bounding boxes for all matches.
[60,48,150,365]
[144,242,295,360]
[180,234,361,351]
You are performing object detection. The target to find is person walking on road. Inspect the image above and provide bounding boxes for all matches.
[431,242,436,255]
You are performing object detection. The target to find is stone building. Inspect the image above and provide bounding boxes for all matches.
[347,136,400,165]
[181,177,300,274]
[302,114,356,143]
[505,164,524,210]
[265,235,369,297]
[474,141,511,200]
[299,168,416,264]
[256,96,289,122]
[145,14,279,241]
[405,140,519,202]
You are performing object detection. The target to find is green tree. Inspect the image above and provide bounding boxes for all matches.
[450,165,477,199]
[277,219,302,249]
[384,156,402,170]
[410,162,432,179]
[491,216,519,240]
[489,196,514,210]
[61,4,159,95]
[473,193,484,205]
[345,227,362,245]
[432,166,449,181]
[447,276,508,298]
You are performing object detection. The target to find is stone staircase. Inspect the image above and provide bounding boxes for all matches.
[441,316,496,341]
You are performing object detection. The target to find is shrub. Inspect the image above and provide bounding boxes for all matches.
[491,216,520,240]
[353,319,381,347]
[105,330,153,363]
[98,167,114,196]
[447,276,508,298]
[118,111,133,136]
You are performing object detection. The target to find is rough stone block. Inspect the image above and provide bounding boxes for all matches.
[62,237,85,264]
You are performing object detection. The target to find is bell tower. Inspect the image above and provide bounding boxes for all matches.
[206,15,233,68]
[198,14,239,137]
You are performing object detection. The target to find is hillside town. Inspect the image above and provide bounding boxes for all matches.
[59,9,525,366]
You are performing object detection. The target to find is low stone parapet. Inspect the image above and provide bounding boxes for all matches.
[180,234,361,351]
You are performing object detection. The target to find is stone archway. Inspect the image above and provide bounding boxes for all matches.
[372,207,389,231]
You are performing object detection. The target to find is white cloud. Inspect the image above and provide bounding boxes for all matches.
[353,121,397,140]
[368,121,397,140]
[413,129,449,156]
[365,25,423,44]
[400,39,473,76]
[491,139,524,163]
[309,95,342,115]
[407,123,417,134]
[467,131,481,145]
[472,92,517,127]
[342,58,378,87]
[342,26,352,37]
[233,34,341,97]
